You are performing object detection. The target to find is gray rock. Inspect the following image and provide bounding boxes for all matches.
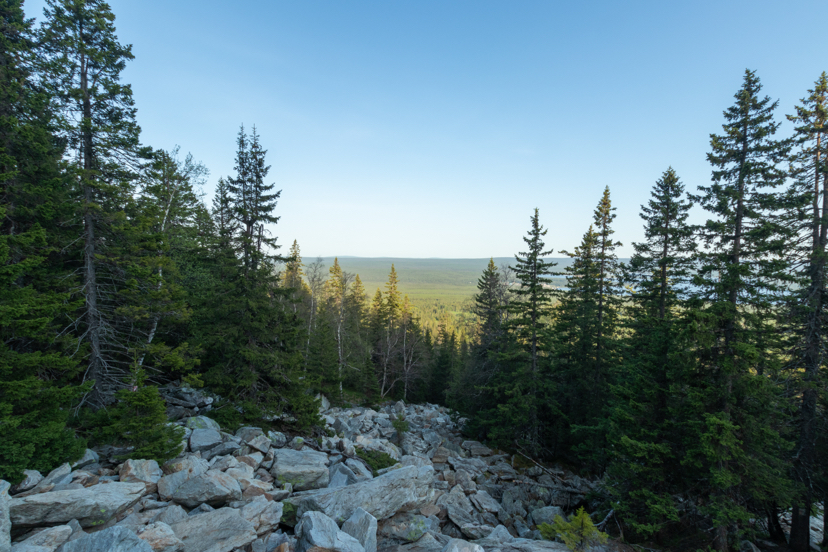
[441,539,482,552]
[71,450,99,470]
[187,504,214,516]
[154,506,188,526]
[240,496,282,535]
[120,460,163,494]
[209,456,238,472]
[181,416,220,431]
[16,465,72,497]
[437,487,478,528]
[202,442,241,462]
[169,507,257,552]
[287,465,434,524]
[528,507,563,528]
[137,522,183,552]
[469,492,501,515]
[488,540,569,552]
[473,525,515,546]
[345,460,373,483]
[247,435,271,454]
[379,512,434,543]
[342,508,377,552]
[10,472,43,495]
[296,511,364,552]
[270,449,330,491]
[455,470,476,493]
[329,463,359,488]
[1,480,10,552]
[235,427,263,443]
[56,526,153,552]
[157,458,209,499]
[164,470,241,508]
[460,442,492,457]
[10,482,145,528]
[458,524,494,540]
[266,431,287,448]
[188,429,222,453]
[15,525,73,550]
[289,437,306,451]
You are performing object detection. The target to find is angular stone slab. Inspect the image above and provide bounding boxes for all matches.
[10,482,145,528]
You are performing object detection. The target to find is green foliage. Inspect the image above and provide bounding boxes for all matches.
[392,417,410,434]
[539,508,608,552]
[97,370,184,463]
[354,447,397,476]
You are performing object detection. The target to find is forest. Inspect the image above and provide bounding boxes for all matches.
[1,1,827,552]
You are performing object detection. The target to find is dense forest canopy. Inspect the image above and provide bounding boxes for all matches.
[1,2,827,551]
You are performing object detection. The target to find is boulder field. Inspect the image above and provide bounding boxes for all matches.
[0,396,598,552]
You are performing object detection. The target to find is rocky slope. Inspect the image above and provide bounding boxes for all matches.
[0,393,600,552]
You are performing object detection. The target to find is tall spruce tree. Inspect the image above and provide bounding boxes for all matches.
[554,187,622,467]
[685,70,793,551]
[785,72,828,552]
[40,0,143,405]
[480,209,556,455]
[606,168,695,538]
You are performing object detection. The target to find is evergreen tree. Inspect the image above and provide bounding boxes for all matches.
[685,70,793,551]
[554,187,622,466]
[40,0,144,405]
[479,209,557,455]
[607,169,695,537]
[785,72,828,552]
[0,0,86,482]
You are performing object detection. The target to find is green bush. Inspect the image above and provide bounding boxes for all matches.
[98,369,184,463]
[539,507,608,552]
[392,417,410,434]
[354,447,398,475]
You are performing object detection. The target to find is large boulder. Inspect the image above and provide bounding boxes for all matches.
[120,460,163,494]
[438,486,478,528]
[55,526,153,552]
[181,416,220,431]
[188,429,222,453]
[270,449,330,491]
[10,482,145,528]
[342,508,377,552]
[168,508,256,552]
[379,512,434,543]
[157,458,208,501]
[137,522,184,552]
[163,470,241,508]
[528,507,564,528]
[239,496,282,535]
[15,524,72,550]
[287,465,434,524]
[296,511,364,552]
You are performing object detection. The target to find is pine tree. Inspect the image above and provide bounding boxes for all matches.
[685,70,793,551]
[785,72,828,552]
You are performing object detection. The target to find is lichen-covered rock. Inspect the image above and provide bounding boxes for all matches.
[169,508,257,552]
[188,429,222,453]
[181,416,220,431]
[270,449,329,491]
[10,482,145,528]
[379,512,434,543]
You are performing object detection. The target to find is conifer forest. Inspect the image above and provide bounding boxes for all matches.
[1,2,828,552]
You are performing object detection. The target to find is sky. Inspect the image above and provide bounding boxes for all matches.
[24,0,828,258]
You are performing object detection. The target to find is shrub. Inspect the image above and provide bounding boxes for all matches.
[354,447,397,475]
[539,507,608,552]
[99,369,184,462]
[392,417,410,434]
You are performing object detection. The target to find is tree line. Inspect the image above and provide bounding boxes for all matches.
[1,1,827,550]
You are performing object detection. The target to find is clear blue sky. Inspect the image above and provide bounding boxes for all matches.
[25,0,828,258]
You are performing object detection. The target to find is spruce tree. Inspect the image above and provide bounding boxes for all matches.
[480,209,557,455]
[0,0,86,481]
[685,70,793,550]
[607,168,695,537]
[40,0,144,405]
[785,72,828,552]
